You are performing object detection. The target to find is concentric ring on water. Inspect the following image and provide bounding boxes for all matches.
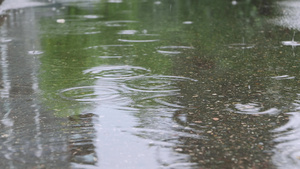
[123,75,197,93]
[230,102,280,115]
[83,65,151,80]
[118,39,159,43]
[156,46,194,55]
[59,86,120,102]
[105,20,137,27]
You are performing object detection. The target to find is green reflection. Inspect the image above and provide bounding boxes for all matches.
[37,0,299,168]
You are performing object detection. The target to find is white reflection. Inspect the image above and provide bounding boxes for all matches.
[271,75,295,80]
[0,0,47,14]
[108,0,122,3]
[233,103,280,115]
[272,1,300,30]
[272,112,300,169]
[117,30,138,35]
[0,44,10,98]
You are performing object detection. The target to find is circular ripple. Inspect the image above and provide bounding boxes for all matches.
[83,65,150,80]
[231,102,280,115]
[157,46,194,55]
[59,86,119,102]
[118,39,159,43]
[123,75,197,93]
[105,20,137,27]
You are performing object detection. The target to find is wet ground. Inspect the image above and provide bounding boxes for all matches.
[0,0,300,168]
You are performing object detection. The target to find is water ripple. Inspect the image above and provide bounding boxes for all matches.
[117,30,138,35]
[105,20,137,27]
[157,46,194,55]
[123,75,197,93]
[271,75,295,80]
[83,65,150,80]
[122,75,197,109]
[59,86,120,102]
[230,102,280,115]
[124,127,204,145]
[272,112,300,169]
[118,39,159,43]
[85,44,133,50]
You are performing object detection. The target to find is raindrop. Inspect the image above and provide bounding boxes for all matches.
[228,37,255,49]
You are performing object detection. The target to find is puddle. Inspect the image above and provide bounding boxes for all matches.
[1,0,300,168]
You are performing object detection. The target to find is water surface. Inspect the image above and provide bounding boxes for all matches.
[0,0,300,168]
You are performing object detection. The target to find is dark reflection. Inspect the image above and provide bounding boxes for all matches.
[69,113,97,166]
